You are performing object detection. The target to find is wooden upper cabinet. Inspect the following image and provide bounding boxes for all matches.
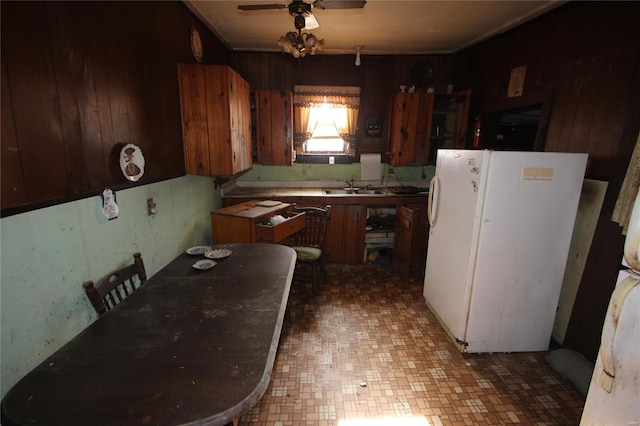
[388,92,434,166]
[453,89,471,148]
[255,90,294,166]
[178,64,252,176]
[429,89,472,161]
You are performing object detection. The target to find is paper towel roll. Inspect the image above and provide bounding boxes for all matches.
[361,153,381,181]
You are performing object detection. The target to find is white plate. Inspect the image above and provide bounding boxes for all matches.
[192,259,216,270]
[186,246,211,255]
[205,248,232,259]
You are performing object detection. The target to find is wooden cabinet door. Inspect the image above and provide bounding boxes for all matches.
[408,203,429,265]
[393,205,413,269]
[178,64,212,175]
[325,204,366,263]
[394,204,429,269]
[453,89,471,149]
[178,64,252,176]
[255,90,293,166]
[388,93,434,166]
[429,89,472,162]
[230,70,252,174]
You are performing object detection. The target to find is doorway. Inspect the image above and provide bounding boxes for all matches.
[481,93,553,152]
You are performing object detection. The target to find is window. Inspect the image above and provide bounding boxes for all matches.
[293,85,360,161]
[305,103,349,153]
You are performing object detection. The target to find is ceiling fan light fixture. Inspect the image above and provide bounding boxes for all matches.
[278,31,298,53]
[279,29,324,58]
[306,33,324,54]
[279,2,324,59]
[243,0,366,58]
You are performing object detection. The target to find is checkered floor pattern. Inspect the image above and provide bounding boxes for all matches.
[238,264,584,425]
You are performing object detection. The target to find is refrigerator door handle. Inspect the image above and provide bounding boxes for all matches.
[427,175,440,228]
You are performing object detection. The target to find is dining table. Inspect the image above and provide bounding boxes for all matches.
[1,243,296,426]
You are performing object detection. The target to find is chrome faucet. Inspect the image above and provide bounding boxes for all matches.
[345,179,355,189]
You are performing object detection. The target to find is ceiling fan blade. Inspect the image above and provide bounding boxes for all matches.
[313,0,366,10]
[237,3,288,11]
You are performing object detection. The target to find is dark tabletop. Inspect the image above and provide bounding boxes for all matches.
[1,243,296,426]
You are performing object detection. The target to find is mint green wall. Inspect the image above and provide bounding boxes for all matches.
[0,165,433,399]
[235,163,434,184]
[0,175,220,398]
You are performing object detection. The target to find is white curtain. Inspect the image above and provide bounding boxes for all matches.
[293,85,360,156]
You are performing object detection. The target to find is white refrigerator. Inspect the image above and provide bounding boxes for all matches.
[423,149,588,353]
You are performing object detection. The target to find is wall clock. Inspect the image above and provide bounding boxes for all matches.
[190,26,203,63]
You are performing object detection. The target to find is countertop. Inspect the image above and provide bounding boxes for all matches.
[222,185,428,198]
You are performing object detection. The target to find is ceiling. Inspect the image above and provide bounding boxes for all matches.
[184,0,565,56]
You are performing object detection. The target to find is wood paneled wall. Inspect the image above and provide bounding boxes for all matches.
[1,1,229,215]
[1,1,457,213]
[231,52,455,154]
[457,1,640,361]
[3,0,639,361]
[458,2,639,180]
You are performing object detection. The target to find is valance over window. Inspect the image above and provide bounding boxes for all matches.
[293,85,360,156]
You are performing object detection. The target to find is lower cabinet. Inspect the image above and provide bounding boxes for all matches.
[393,205,413,269]
[408,203,429,264]
[393,204,429,269]
[219,197,428,266]
[325,205,366,263]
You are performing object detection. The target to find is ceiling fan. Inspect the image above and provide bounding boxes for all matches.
[237,1,367,12]
[238,1,366,30]
[238,1,366,58]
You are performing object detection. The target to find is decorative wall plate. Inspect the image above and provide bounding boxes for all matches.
[120,143,145,182]
[190,26,203,63]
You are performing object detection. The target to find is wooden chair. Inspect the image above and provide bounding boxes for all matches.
[82,252,147,316]
[291,205,331,295]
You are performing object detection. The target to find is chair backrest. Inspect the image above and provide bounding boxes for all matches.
[82,252,147,316]
[292,205,331,249]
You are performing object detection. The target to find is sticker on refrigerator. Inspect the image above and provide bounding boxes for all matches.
[522,167,553,181]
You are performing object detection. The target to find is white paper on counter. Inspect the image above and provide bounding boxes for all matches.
[361,153,381,181]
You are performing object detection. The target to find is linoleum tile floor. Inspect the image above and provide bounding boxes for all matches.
[240,264,585,426]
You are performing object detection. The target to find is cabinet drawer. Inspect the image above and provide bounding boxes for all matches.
[255,212,305,243]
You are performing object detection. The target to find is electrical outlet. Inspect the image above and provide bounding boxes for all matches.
[329,156,335,164]
[388,167,395,177]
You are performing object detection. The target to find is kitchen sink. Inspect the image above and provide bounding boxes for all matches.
[356,189,386,194]
[323,188,387,195]
[324,189,355,194]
